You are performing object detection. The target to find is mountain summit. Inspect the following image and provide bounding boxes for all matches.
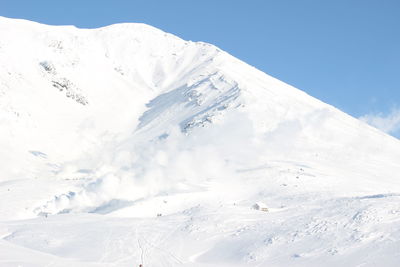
[1,17,400,266]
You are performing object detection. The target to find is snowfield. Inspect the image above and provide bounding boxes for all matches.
[1,16,400,266]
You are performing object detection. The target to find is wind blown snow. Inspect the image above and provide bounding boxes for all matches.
[1,16,400,267]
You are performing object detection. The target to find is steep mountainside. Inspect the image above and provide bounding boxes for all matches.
[1,17,400,266]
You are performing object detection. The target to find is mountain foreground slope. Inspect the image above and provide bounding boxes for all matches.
[1,17,400,266]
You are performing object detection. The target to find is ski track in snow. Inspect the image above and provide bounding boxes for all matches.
[1,16,400,266]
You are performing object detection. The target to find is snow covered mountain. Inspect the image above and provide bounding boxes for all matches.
[1,16,400,266]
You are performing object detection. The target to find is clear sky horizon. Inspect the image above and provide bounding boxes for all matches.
[2,0,400,137]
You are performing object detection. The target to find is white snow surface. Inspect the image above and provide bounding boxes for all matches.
[1,17,400,266]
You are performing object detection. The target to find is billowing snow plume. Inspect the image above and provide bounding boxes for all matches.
[1,17,400,266]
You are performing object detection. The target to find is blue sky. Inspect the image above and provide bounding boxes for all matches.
[2,0,400,137]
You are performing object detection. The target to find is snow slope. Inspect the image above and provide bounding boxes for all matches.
[1,16,400,266]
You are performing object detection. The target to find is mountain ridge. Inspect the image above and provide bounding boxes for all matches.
[1,17,400,266]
